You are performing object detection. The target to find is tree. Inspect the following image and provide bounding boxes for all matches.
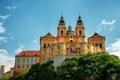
[11,60,56,80]
[57,53,120,80]
[11,53,120,80]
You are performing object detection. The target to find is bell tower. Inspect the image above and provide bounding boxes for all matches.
[57,15,67,36]
[75,15,85,36]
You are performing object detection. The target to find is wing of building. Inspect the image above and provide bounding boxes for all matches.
[14,50,40,77]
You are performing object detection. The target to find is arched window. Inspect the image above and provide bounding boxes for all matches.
[61,30,64,35]
[79,30,82,35]
[100,44,102,48]
[70,40,73,44]
[48,44,50,46]
[44,43,46,48]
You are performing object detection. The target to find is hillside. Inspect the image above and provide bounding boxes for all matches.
[9,53,120,80]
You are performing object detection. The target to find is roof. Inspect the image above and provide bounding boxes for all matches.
[88,32,105,38]
[5,71,10,74]
[10,67,14,69]
[41,32,55,38]
[16,50,40,57]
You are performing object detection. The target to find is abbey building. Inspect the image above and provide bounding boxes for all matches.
[1,15,106,78]
[40,15,106,64]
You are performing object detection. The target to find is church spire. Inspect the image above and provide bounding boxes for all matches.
[57,13,67,36]
[58,13,66,27]
[77,13,83,24]
[60,13,64,21]
[75,13,85,36]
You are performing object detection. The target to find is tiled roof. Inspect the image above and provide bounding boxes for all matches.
[16,50,40,57]
[5,71,10,74]
[41,32,55,38]
[10,67,14,69]
[88,32,105,38]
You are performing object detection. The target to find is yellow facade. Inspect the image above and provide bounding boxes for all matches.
[40,15,106,64]
[12,15,106,77]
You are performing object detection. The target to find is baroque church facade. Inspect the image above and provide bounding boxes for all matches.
[40,15,106,64]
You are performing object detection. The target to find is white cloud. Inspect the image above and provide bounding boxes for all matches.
[0,22,6,33]
[5,5,16,10]
[33,39,39,44]
[96,19,115,33]
[0,14,10,20]
[0,14,10,34]
[101,20,115,25]
[0,49,15,72]
[0,37,7,44]
[107,39,120,58]
[15,43,24,54]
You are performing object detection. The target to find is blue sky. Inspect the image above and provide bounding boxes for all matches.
[0,0,120,71]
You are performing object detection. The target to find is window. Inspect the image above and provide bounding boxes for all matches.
[100,44,102,48]
[48,44,50,46]
[96,44,98,46]
[44,43,46,48]
[31,60,33,63]
[17,60,19,63]
[23,60,25,63]
[27,65,29,68]
[35,59,37,62]
[87,46,89,49]
[27,60,29,63]
[79,30,82,35]
[61,30,63,35]
[18,65,20,69]
[22,65,24,68]
[70,40,73,44]
[27,57,29,60]
[51,48,53,52]
[70,48,72,52]
[58,46,60,49]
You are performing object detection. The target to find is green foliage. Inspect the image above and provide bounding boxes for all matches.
[11,60,56,80]
[11,53,120,80]
[57,53,120,80]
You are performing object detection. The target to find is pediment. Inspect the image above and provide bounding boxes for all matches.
[69,44,78,48]
[89,32,105,38]
[41,32,55,38]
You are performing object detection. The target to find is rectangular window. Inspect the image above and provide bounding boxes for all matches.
[18,65,20,69]
[100,44,102,48]
[51,48,53,52]
[23,65,24,68]
[58,46,60,49]
[61,30,63,35]
[87,46,89,49]
[27,65,29,68]
[79,30,82,35]
[44,44,46,48]
[23,60,25,63]
[27,60,29,63]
